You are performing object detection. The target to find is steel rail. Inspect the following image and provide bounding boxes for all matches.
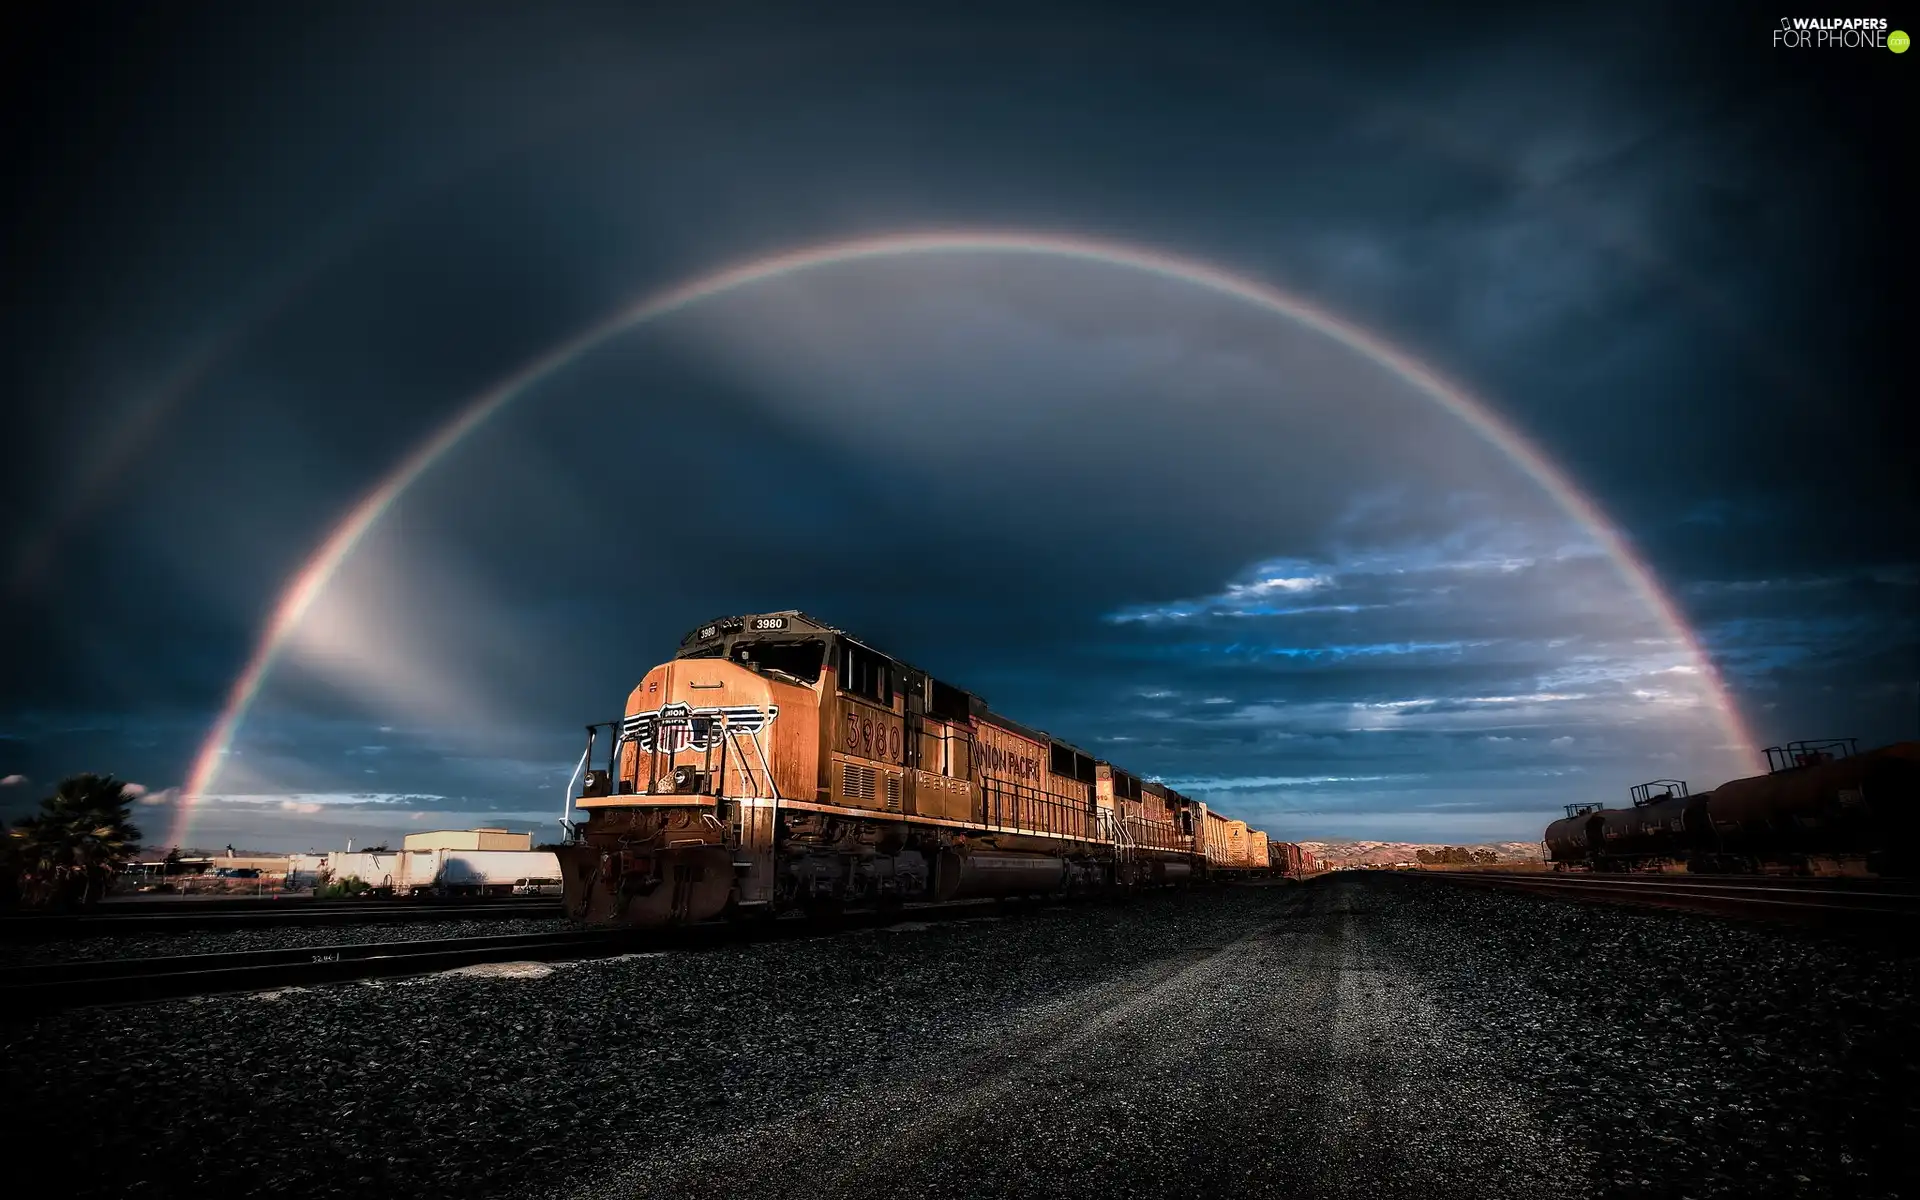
[0,899,564,942]
[1419,870,1920,930]
[0,896,1030,1015]
[1428,870,1915,890]
[26,895,565,914]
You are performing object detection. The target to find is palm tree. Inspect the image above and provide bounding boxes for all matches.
[9,774,143,908]
[0,829,20,909]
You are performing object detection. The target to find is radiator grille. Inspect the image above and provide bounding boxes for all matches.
[842,763,876,803]
[884,774,902,813]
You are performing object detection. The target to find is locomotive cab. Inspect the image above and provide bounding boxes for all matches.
[560,613,836,924]
[559,611,982,924]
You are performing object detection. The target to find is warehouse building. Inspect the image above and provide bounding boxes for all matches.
[402,827,532,852]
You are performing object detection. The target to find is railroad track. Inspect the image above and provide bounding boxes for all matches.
[94,895,552,913]
[1422,870,1920,932]
[0,899,564,942]
[0,897,1020,1015]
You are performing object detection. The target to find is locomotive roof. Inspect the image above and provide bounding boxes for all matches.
[673,609,1202,807]
[678,610,844,647]
[678,612,1099,746]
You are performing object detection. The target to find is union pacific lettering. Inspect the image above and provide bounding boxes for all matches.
[977,740,1041,782]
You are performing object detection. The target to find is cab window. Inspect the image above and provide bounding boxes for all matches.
[928,678,972,721]
[732,640,826,684]
[1048,744,1096,782]
[838,642,894,705]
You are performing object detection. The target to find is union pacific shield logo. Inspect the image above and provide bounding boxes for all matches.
[656,703,697,754]
[623,703,778,753]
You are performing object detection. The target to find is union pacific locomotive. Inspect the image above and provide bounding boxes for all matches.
[554,611,1308,926]
[1543,739,1920,876]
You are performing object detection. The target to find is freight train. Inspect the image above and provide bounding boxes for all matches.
[554,611,1310,926]
[1543,739,1920,876]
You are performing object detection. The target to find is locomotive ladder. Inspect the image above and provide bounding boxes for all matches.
[1101,808,1137,866]
[719,713,781,907]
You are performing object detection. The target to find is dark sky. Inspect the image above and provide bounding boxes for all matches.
[2,0,1913,851]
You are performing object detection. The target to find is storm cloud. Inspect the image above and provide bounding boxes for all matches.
[2,0,1910,848]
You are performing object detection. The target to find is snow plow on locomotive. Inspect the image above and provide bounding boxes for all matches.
[1543,739,1920,877]
[556,612,1284,927]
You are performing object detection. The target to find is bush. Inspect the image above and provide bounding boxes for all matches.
[314,875,373,899]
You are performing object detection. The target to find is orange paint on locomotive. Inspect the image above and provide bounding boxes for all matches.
[559,612,1296,926]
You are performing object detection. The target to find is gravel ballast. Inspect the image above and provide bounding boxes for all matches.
[2,876,1912,1199]
[1359,874,1919,1200]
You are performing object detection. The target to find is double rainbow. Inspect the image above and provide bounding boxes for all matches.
[169,230,1761,845]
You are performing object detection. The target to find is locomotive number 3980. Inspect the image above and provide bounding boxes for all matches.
[844,711,901,762]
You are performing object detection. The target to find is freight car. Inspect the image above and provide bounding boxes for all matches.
[1544,739,1920,876]
[291,849,563,897]
[555,611,1290,926]
[1270,841,1317,877]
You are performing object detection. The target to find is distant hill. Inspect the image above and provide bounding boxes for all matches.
[1297,840,1544,868]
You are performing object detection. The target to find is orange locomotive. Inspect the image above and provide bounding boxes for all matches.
[556,611,1286,926]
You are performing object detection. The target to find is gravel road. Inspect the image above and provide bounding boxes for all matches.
[3,875,1911,1199]
[603,881,1587,1200]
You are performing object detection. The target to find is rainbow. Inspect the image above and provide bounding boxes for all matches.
[170,229,1763,844]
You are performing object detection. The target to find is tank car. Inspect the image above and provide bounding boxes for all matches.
[1542,804,1597,867]
[555,612,1287,926]
[1698,740,1920,874]
[1544,740,1920,876]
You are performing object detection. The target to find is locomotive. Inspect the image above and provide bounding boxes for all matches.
[1543,739,1920,876]
[554,611,1300,927]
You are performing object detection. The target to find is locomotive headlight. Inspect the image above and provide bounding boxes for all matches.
[672,765,700,793]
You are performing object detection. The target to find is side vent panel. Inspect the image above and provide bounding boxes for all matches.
[842,763,877,804]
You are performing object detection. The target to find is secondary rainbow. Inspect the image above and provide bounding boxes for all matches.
[170,229,1764,845]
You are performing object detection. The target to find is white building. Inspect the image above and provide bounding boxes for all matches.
[289,847,559,896]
